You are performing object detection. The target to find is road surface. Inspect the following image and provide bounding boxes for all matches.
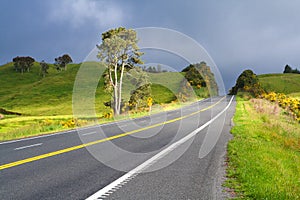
[0,96,235,200]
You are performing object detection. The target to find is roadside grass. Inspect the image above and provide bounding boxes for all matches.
[0,99,201,141]
[258,73,300,94]
[0,115,89,141]
[225,96,300,199]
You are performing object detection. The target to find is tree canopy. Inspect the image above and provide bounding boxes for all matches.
[97,27,144,115]
[229,69,264,96]
[12,56,35,74]
[127,67,151,110]
[283,65,292,73]
[182,62,218,96]
[40,60,49,77]
[283,64,300,74]
[54,54,73,71]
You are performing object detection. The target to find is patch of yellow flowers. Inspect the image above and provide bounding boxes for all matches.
[60,118,88,128]
[261,92,300,122]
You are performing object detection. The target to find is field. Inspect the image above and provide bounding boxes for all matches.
[225,96,300,199]
[258,73,300,94]
[0,62,209,141]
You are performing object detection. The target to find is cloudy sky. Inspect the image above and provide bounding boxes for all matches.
[1,0,300,89]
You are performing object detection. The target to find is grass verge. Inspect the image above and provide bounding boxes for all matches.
[225,96,300,199]
[0,99,201,142]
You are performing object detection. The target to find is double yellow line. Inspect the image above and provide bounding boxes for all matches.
[0,97,226,170]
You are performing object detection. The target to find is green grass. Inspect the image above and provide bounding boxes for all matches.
[289,92,300,100]
[149,72,183,103]
[0,62,209,141]
[149,72,209,103]
[0,62,80,115]
[0,116,74,141]
[0,98,202,141]
[225,96,300,199]
[258,73,300,94]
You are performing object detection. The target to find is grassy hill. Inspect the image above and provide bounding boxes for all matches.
[258,73,300,95]
[0,62,211,141]
[0,62,81,115]
[0,62,211,116]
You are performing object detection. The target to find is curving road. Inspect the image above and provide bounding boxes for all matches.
[0,96,235,200]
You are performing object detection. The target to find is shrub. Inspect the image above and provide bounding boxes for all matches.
[230,69,264,97]
[60,118,88,128]
[261,92,300,123]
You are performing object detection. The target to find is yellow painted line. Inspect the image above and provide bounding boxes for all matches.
[0,97,226,170]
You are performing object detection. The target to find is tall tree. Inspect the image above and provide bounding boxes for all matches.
[283,64,292,73]
[40,60,49,77]
[97,27,143,115]
[283,64,300,74]
[54,54,72,71]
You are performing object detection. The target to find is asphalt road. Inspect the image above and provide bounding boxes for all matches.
[0,96,235,200]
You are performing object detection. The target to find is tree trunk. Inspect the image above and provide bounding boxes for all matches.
[114,63,119,115]
[113,88,119,115]
[117,62,125,114]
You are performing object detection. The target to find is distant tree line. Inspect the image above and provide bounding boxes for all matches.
[283,64,300,74]
[13,56,35,74]
[12,54,73,78]
[142,65,168,73]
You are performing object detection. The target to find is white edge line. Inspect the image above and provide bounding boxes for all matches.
[0,98,210,145]
[82,131,97,136]
[14,143,43,150]
[85,95,234,200]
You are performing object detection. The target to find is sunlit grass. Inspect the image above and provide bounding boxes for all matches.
[0,62,208,141]
[258,73,300,94]
[225,96,300,199]
[0,99,202,141]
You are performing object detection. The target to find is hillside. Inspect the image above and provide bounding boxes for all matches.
[258,73,300,95]
[0,62,92,115]
[0,62,210,116]
[0,62,214,141]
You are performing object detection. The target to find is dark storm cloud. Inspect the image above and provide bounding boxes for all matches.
[1,0,299,90]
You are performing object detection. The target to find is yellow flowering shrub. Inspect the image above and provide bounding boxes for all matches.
[262,92,300,123]
[60,118,87,128]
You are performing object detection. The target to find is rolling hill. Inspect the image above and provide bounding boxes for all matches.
[258,73,300,95]
[0,62,209,116]
[0,61,213,141]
